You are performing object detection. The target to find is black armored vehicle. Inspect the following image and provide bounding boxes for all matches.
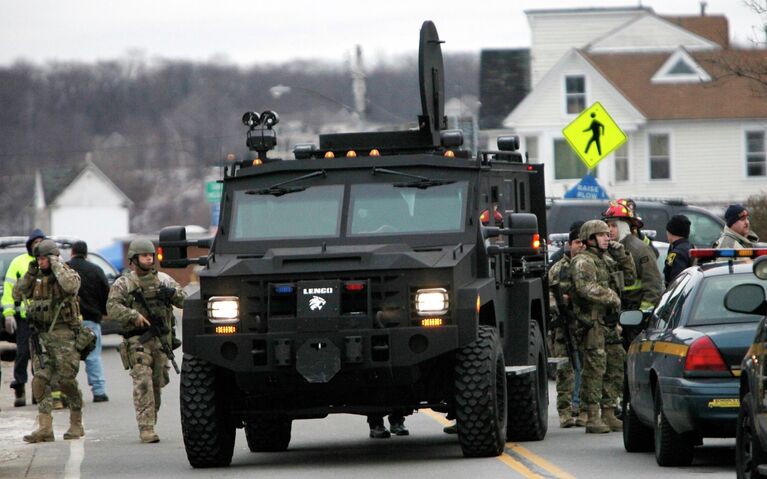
[160,21,550,467]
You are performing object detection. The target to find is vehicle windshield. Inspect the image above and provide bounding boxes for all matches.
[348,181,467,235]
[688,273,767,326]
[230,185,345,240]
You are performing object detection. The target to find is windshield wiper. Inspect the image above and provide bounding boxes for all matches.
[371,167,454,189]
[246,170,326,196]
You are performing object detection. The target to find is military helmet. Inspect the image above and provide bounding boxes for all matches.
[579,219,610,242]
[34,239,60,257]
[127,238,156,259]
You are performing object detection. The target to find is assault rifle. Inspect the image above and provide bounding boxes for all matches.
[549,282,580,371]
[30,329,47,370]
[132,288,180,374]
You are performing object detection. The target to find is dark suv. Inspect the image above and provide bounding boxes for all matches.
[546,199,724,247]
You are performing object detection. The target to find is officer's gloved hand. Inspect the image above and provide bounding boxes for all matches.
[28,260,39,275]
[4,315,16,334]
[607,241,626,256]
[608,291,622,311]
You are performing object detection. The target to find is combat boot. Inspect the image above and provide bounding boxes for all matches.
[585,405,610,434]
[24,413,54,443]
[601,407,623,432]
[63,410,85,439]
[559,410,576,428]
[139,425,160,443]
[575,410,588,427]
[13,386,26,407]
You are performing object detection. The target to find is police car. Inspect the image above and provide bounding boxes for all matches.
[725,255,767,479]
[621,248,767,467]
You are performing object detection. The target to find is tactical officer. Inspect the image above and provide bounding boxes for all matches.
[569,220,631,434]
[548,226,585,428]
[107,238,185,443]
[664,215,693,286]
[13,239,85,443]
[714,204,760,249]
[602,202,662,312]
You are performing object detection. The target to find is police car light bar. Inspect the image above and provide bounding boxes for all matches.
[690,248,767,259]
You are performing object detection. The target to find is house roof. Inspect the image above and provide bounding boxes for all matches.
[42,159,132,206]
[584,48,767,120]
[660,15,729,48]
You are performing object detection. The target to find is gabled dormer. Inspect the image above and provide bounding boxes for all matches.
[651,48,711,84]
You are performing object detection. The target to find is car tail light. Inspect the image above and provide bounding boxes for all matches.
[684,336,728,372]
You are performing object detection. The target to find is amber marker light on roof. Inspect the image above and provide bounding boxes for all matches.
[346,150,357,157]
[324,151,335,158]
[252,159,263,166]
[369,149,380,156]
[476,295,481,314]
[444,150,455,157]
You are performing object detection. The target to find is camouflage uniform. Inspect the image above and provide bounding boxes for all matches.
[13,242,84,442]
[548,253,577,426]
[107,269,185,441]
[570,221,631,433]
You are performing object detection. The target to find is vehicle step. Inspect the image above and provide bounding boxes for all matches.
[505,365,536,376]
[548,357,568,365]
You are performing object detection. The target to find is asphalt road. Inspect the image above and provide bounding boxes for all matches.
[0,338,737,479]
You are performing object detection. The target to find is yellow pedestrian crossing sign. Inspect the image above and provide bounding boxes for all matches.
[562,102,626,170]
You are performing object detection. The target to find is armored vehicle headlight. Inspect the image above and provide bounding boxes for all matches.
[207,296,239,324]
[415,288,449,316]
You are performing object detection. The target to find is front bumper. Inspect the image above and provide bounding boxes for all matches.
[187,325,460,376]
[659,376,740,437]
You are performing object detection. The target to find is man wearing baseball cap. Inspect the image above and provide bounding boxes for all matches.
[714,204,759,249]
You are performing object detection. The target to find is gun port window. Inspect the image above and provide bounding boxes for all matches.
[348,181,467,236]
[230,185,344,240]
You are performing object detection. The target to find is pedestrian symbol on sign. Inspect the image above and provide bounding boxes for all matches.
[562,102,626,170]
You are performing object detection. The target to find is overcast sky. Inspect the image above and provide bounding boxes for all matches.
[0,0,763,67]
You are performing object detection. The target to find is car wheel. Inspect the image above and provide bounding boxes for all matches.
[623,390,653,452]
[245,415,292,452]
[180,354,236,468]
[653,386,694,467]
[506,320,549,441]
[737,395,767,479]
[454,325,507,457]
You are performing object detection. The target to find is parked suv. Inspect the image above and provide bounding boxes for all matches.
[547,199,724,247]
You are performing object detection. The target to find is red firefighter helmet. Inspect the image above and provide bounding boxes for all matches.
[613,198,644,229]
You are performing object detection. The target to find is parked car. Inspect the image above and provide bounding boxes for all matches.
[621,249,766,467]
[725,254,767,479]
[547,198,724,248]
[0,236,121,344]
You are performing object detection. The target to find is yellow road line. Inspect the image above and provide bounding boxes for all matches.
[497,453,546,479]
[423,409,573,478]
[507,443,577,479]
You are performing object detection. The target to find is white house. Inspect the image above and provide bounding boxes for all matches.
[37,159,132,250]
[499,7,767,205]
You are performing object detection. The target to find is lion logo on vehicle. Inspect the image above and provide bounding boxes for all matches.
[309,295,326,311]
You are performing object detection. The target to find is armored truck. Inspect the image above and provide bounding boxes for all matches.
[160,21,550,468]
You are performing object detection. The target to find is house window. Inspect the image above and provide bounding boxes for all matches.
[667,60,696,75]
[649,133,670,180]
[524,136,538,163]
[746,131,766,177]
[554,139,588,179]
[565,76,585,114]
[614,144,628,182]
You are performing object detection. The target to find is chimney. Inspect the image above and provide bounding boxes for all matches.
[700,0,707,16]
